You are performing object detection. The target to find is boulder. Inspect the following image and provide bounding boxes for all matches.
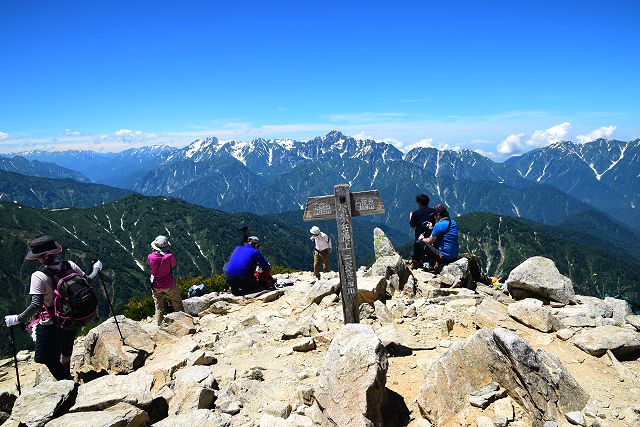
[506,257,575,304]
[627,315,640,331]
[356,276,387,305]
[7,380,76,427]
[70,371,155,412]
[160,312,196,337]
[440,258,473,289]
[257,289,285,303]
[83,315,156,374]
[374,300,393,324]
[604,297,633,325]
[571,325,640,358]
[507,298,558,332]
[416,328,588,426]
[181,292,236,316]
[373,227,396,258]
[152,409,232,427]
[140,335,200,389]
[169,366,217,415]
[315,324,388,427]
[293,338,316,352]
[305,279,341,305]
[365,228,412,292]
[46,402,149,427]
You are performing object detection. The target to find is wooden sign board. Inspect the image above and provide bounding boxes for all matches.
[303,190,385,221]
[303,185,385,324]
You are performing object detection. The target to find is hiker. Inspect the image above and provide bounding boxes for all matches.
[408,193,435,268]
[310,226,332,280]
[3,236,102,380]
[416,203,459,272]
[147,235,183,325]
[224,236,274,295]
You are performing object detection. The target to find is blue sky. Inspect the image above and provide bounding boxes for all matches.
[1,1,638,159]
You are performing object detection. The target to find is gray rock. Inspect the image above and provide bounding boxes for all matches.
[359,303,375,320]
[160,312,196,337]
[416,328,588,426]
[468,382,507,409]
[293,338,316,352]
[357,276,387,305]
[83,315,156,374]
[494,397,515,422]
[46,402,149,427]
[565,411,587,426]
[262,400,292,418]
[556,329,576,341]
[560,315,598,329]
[169,366,217,415]
[374,300,393,323]
[281,322,313,340]
[71,371,155,412]
[440,258,473,289]
[316,324,388,427]
[153,409,232,427]
[507,298,557,332]
[506,257,575,304]
[627,315,640,331]
[604,297,632,325]
[305,279,341,305]
[373,227,397,258]
[181,292,236,316]
[9,380,76,427]
[572,325,640,358]
[257,290,285,303]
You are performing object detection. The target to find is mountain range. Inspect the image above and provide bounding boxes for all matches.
[16,131,640,236]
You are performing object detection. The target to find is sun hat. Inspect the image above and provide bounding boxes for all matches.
[309,226,320,235]
[25,236,63,260]
[151,235,171,251]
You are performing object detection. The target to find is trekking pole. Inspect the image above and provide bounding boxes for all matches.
[96,269,126,345]
[9,325,21,395]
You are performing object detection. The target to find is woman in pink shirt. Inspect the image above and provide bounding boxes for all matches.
[147,235,184,325]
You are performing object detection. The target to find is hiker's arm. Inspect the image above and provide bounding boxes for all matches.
[409,211,415,228]
[17,294,44,322]
[256,252,270,270]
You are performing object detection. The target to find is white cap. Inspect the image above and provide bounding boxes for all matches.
[310,226,320,235]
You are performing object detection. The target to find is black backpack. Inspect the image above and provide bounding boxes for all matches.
[40,261,98,330]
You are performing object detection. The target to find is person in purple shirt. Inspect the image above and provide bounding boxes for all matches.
[147,235,184,325]
[224,236,274,295]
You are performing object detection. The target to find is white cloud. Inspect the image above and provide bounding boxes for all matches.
[403,138,434,152]
[525,122,571,148]
[0,131,8,140]
[473,148,496,158]
[112,129,156,144]
[576,125,616,143]
[63,129,81,136]
[497,133,525,155]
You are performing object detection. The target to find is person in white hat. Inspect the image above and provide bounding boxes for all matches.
[310,226,332,280]
[147,235,183,325]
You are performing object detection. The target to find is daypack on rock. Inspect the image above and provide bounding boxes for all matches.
[39,261,98,330]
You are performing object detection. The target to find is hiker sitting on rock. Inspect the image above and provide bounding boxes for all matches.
[416,203,459,272]
[4,236,102,380]
[224,236,275,295]
[148,235,184,325]
[409,193,435,268]
[310,226,332,280]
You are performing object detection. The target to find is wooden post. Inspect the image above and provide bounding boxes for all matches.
[303,185,384,325]
[333,184,359,324]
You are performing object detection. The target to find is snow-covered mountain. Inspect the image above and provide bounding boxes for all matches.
[0,155,90,182]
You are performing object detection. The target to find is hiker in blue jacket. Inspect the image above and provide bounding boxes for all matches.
[416,204,459,272]
[4,236,102,380]
[224,236,275,295]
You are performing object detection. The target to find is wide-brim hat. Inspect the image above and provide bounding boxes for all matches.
[310,226,320,235]
[151,235,171,251]
[25,236,63,260]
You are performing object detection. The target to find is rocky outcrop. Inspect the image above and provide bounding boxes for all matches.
[168,366,217,415]
[83,315,156,374]
[440,258,473,289]
[160,312,196,337]
[305,279,341,305]
[571,325,640,358]
[356,275,387,305]
[153,409,232,427]
[365,228,412,293]
[506,257,575,304]
[7,380,76,427]
[507,298,557,332]
[315,324,388,427]
[46,402,149,427]
[416,328,588,426]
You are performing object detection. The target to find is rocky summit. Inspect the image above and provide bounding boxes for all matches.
[1,229,639,427]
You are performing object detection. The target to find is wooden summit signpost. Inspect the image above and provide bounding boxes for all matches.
[303,184,385,324]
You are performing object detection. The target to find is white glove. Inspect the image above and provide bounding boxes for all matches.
[92,260,103,272]
[5,315,20,327]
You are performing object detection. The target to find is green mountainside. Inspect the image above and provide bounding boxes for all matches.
[455,212,640,309]
[0,170,134,208]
